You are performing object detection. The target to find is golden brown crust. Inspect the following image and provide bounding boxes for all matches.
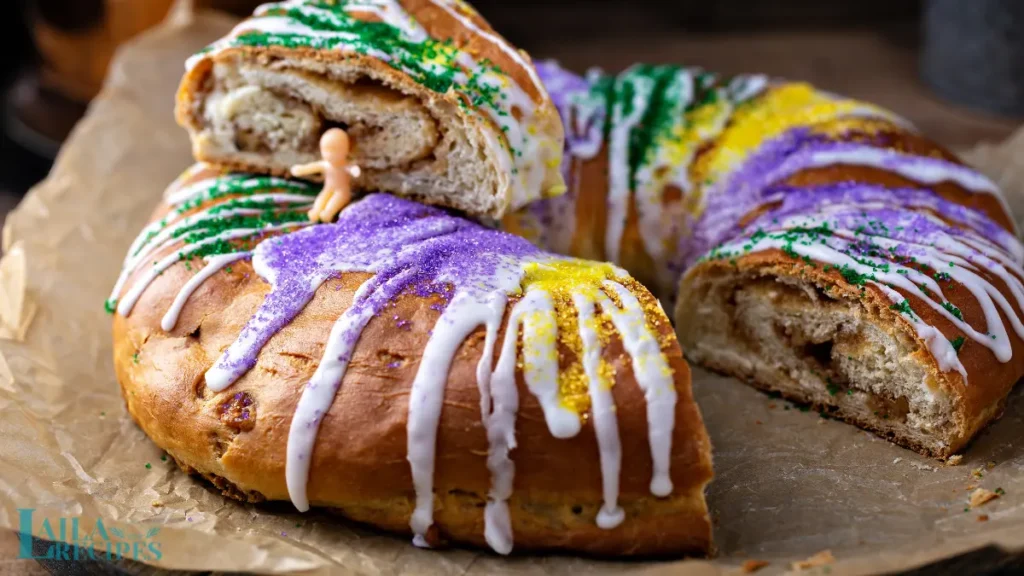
[174,45,515,168]
[111,170,713,557]
[538,80,1023,456]
[173,1,565,219]
[175,44,560,158]
[677,245,1024,458]
[718,125,1024,454]
[391,0,545,103]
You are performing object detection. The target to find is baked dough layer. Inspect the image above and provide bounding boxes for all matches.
[110,165,714,557]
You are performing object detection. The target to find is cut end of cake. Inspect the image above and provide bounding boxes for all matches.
[176,49,564,219]
[674,257,970,458]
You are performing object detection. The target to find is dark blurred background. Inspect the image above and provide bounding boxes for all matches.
[1,0,1023,220]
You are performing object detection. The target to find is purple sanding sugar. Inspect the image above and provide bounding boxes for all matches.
[515,61,599,255]
[536,60,590,124]
[758,182,1011,241]
[715,187,1020,279]
[679,127,1016,272]
[682,127,828,268]
[208,194,542,387]
[730,182,1020,264]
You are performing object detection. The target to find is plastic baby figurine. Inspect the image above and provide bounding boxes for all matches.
[291,128,362,223]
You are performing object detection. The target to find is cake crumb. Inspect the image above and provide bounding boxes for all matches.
[741,559,769,573]
[911,462,935,472]
[971,467,985,479]
[755,420,763,425]
[977,514,989,522]
[946,454,963,466]
[969,488,999,508]
[792,550,835,571]
[966,484,977,491]
[892,457,902,465]
[987,461,996,469]
[151,501,163,508]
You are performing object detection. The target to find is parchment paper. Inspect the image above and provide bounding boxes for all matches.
[3,7,1024,576]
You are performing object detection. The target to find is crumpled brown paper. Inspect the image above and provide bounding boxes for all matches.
[3,7,1024,576]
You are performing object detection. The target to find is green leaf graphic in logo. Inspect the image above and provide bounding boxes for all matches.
[109,527,125,539]
[145,527,160,539]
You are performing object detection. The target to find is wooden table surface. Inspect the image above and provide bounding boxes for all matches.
[2,26,1024,575]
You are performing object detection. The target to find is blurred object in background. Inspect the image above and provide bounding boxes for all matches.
[470,0,922,48]
[33,0,175,103]
[0,0,1019,201]
[921,0,1024,117]
[7,0,177,162]
[195,0,264,16]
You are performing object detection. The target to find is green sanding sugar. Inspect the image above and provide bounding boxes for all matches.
[950,336,966,353]
[941,301,963,320]
[889,299,915,318]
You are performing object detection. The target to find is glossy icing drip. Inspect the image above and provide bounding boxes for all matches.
[111,176,679,555]
[515,61,771,293]
[688,127,1013,268]
[574,291,624,529]
[188,0,561,210]
[525,61,1024,383]
[699,185,1024,381]
[106,172,319,317]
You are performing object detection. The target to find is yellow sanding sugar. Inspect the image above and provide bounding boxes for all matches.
[519,259,623,414]
[521,258,621,295]
[554,288,592,414]
[519,301,558,380]
[692,83,891,186]
[635,99,734,224]
[516,259,675,415]
[808,116,893,139]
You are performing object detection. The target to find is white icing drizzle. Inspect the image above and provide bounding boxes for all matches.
[115,172,683,554]
[769,144,1002,194]
[605,67,652,265]
[111,189,311,308]
[345,0,430,41]
[407,289,512,547]
[566,68,610,161]
[478,290,525,555]
[188,0,561,212]
[712,229,969,380]
[876,284,964,377]
[599,281,676,497]
[726,74,769,103]
[713,202,1024,382]
[286,269,420,511]
[573,291,624,529]
[161,252,250,331]
[633,69,694,284]
[561,67,768,294]
[122,206,265,272]
[518,290,581,438]
[760,189,1024,265]
[432,0,546,96]
[163,173,308,205]
[116,222,305,318]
